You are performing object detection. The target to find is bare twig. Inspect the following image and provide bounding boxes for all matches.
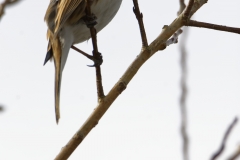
[182,0,194,21]
[211,117,238,160]
[179,27,189,160]
[185,0,208,18]
[177,1,190,160]
[179,0,240,35]
[0,0,21,20]
[0,104,4,113]
[186,20,240,34]
[132,0,148,47]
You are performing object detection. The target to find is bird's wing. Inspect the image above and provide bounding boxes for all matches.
[44,0,86,64]
[44,0,58,33]
[54,0,87,35]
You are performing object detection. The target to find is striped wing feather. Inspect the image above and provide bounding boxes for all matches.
[54,0,87,35]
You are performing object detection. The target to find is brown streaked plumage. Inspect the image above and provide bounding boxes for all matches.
[44,0,122,123]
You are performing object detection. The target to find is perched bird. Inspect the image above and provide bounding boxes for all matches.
[44,0,122,123]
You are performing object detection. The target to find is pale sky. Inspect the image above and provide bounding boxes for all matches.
[0,0,240,160]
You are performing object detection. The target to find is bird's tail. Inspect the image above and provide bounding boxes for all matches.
[51,37,62,124]
[47,29,72,124]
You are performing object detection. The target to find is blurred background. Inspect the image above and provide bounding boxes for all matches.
[0,0,240,159]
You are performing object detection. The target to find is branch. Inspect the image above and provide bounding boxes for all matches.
[227,145,240,160]
[181,1,240,35]
[179,28,189,160]
[150,0,207,54]
[178,1,189,160]
[0,0,21,20]
[177,0,186,16]
[211,117,238,160]
[54,1,208,159]
[187,0,208,18]
[132,0,148,47]
[0,104,4,113]
[182,0,194,20]
[186,20,240,34]
[165,29,183,46]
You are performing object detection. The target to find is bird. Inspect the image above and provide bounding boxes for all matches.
[43,0,122,123]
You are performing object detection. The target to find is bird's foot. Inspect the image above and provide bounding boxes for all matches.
[87,51,103,67]
[71,46,103,67]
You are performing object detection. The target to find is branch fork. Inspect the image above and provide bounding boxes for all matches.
[54,0,238,159]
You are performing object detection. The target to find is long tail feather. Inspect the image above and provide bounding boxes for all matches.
[47,28,72,124]
[54,61,61,124]
[52,37,62,124]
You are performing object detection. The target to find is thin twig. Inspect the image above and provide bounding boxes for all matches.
[178,0,186,16]
[178,1,189,160]
[211,117,238,160]
[182,0,194,20]
[186,20,240,34]
[85,0,104,99]
[0,0,21,20]
[179,28,189,160]
[132,0,148,47]
[0,104,4,113]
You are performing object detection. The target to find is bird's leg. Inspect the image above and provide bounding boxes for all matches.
[81,14,103,67]
[82,0,97,28]
[85,0,105,98]
[82,14,97,28]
